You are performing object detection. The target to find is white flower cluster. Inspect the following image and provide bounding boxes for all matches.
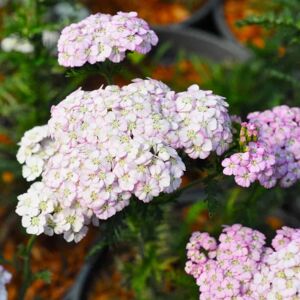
[16,79,232,242]
[1,35,33,53]
[16,79,183,242]
[175,85,232,159]
[0,266,11,300]
[16,125,57,181]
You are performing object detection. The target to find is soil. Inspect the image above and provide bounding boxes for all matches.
[1,206,97,300]
[87,249,135,300]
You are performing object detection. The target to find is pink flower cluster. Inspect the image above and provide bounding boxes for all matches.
[251,227,300,299]
[185,224,300,300]
[248,105,300,188]
[57,12,158,67]
[222,123,276,188]
[175,85,232,159]
[222,106,300,188]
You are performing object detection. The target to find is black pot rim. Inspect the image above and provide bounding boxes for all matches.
[152,0,220,28]
[154,26,251,62]
[213,0,252,52]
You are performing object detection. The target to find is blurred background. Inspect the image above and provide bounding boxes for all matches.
[0,0,300,299]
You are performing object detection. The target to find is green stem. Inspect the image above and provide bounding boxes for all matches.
[96,61,115,85]
[247,186,264,226]
[18,235,36,300]
[102,72,113,85]
[226,187,241,220]
[137,232,145,260]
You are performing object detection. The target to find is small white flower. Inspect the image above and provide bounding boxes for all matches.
[16,192,40,217]
[22,156,44,181]
[1,35,34,53]
[16,146,33,164]
[64,225,88,243]
[1,36,18,52]
[22,214,46,235]
[20,125,49,147]
[56,209,84,234]
[0,265,11,300]
[15,41,34,53]
[17,126,50,165]
[42,30,59,49]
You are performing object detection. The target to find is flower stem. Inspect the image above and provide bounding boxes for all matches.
[18,235,36,300]
[96,61,115,85]
[102,72,113,85]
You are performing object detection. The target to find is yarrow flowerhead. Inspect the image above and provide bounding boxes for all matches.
[0,265,11,300]
[222,106,300,189]
[185,224,300,300]
[247,105,300,188]
[222,122,276,188]
[16,77,233,242]
[175,85,232,159]
[250,226,300,300]
[16,79,187,242]
[57,11,158,67]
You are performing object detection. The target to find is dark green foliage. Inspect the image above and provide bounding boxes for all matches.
[0,0,87,178]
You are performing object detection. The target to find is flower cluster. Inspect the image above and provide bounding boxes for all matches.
[57,12,158,67]
[222,105,300,189]
[17,79,187,242]
[16,125,57,181]
[250,227,300,299]
[175,85,232,159]
[1,35,34,53]
[222,123,276,188]
[16,77,233,242]
[185,225,300,300]
[248,105,300,188]
[185,224,266,299]
[0,266,11,300]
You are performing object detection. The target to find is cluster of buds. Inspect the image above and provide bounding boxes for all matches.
[239,122,258,151]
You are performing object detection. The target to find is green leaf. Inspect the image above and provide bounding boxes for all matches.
[34,270,52,284]
[185,200,207,224]
[86,240,107,259]
[127,52,146,64]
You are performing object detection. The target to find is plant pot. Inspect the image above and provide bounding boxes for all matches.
[63,249,101,300]
[82,0,219,28]
[213,0,237,43]
[174,0,220,28]
[154,26,250,62]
